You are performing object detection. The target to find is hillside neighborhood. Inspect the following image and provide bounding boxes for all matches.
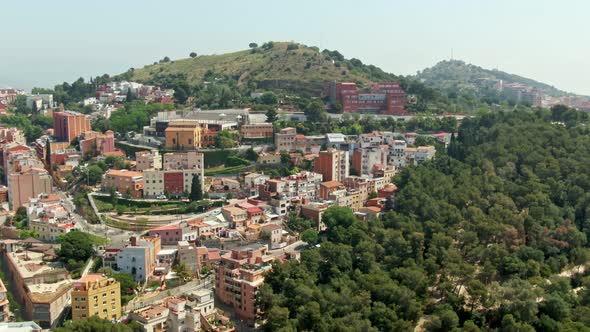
[0,75,447,331]
[1,24,590,331]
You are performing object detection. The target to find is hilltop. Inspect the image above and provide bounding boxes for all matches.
[125,42,399,96]
[415,60,585,102]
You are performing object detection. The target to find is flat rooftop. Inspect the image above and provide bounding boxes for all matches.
[6,250,66,279]
[28,280,72,303]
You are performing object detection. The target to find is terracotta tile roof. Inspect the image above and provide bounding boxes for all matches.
[207,250,221,261]
[247,207,263,214]
[150,224,181,232]
[106,169,143,178]
[321,181,343,188]
[78,274,105,283]
[262,224,282,231]
[39,194,60,202]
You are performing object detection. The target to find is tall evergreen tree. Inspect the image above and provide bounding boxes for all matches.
[189,175,203,201]
[45,138,51,167]
[265,108,277,123]
[126,88,135,102]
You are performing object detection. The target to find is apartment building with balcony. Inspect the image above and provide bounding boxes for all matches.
[215,244,274,323]
[314,149,349,182]
[71,274,121,321]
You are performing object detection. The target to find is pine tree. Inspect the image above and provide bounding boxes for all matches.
[45,138,51,167]
[189,175,203,201]
[265,108,277,123]
[126,88,135,102]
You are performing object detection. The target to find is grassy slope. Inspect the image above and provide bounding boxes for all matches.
[130,42,386,90]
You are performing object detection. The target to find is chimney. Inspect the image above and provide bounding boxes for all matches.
[130,237,137,246]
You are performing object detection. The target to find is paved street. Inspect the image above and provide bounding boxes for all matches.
[269,240,307,257]
[59,190,225,246]
[57,191,142,246]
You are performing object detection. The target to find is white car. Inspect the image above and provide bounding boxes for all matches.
[156,195,167,200]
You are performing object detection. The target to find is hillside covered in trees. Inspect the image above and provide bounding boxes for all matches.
[258,106,590,331]
[120,42,532,114]
[415,60,585,103]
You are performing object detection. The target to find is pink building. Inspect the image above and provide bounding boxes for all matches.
[9,167,53,210]
[80,130,115,157]
[149,224,182,245]
[214,244,274,323]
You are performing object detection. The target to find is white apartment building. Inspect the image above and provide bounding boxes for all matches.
[416,146,436,163]
[115,246,150,283]
[389,140,408,167]
[143,168,203,198]
[353,145,389,176]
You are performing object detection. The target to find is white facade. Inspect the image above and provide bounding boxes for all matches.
[29,220,74,242]
[388,140,408,168]
[244,173,270,188]
[143,168,203,198]
[115,247,149,283]
[358,146,389,175]
[416,146,436,163]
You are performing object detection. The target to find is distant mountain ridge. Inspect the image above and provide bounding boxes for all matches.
[415,60,585,99]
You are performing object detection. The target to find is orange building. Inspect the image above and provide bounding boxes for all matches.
[319,180,344,199]
[53,111,91,143]
[103,169,144,198]
[314,149,349,182]
[165,121,203,150]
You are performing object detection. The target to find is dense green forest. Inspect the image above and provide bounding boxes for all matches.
[258,106,590,331]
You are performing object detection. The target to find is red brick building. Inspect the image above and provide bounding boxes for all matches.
[314,149,349,182]
[163,172,184,195]
[327,81,407,115]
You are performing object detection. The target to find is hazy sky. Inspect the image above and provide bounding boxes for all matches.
[2,0,589,95]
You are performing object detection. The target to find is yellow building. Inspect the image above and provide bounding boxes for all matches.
[72,274,121,321]
[165,120,203,150]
